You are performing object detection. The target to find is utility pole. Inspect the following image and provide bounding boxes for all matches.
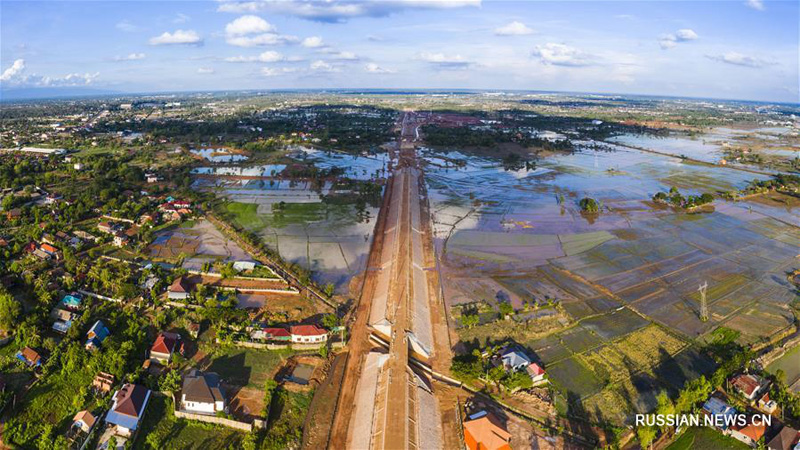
[699,281,709,322]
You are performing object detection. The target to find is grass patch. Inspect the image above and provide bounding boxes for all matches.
[227,202,264,231]
[204,346,293,390]
[666,426,750,450]
[262,388,313,450]
[133,394,245,450]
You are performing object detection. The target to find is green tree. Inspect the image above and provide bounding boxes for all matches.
[461,312,480,328]
[636,425,657,449]
[498,301,514,317]
[579,197,600,213]
[160,369,182,392]
[0,290,21,330]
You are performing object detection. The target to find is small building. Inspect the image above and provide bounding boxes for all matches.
[168,277,191,300]
[72,410,96,433]
[93,372,116,394]
[16,347,43,367]
[233,260,257,272]
[463,411,512,450]
[500,347,532,372]
[105,384,151,437]
[150,331,182,363]
[6,209,21,221]
[767,426,800,450]
[86,320,111,350]
[729,421,767,448]
[180,369,226,415]
[113,233,129,247]
[759,392,778,414]
[97,222,113,234]
[732,373,768,401]
[526,362,546,383]
[252,327,291,342]
[702,397,738,431]
[290,325,328,344]
[51,308,77,333]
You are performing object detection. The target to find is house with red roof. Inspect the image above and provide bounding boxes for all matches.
[252,327,291,342]
[149,332,182,364]
[463,411,512,450]
[168,277,191,300]
[290,325,328,344]
[526,362,546,384]
[731,373,768,401]
[729,420,767,447]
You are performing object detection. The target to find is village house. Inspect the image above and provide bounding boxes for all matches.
[97,221,114,234]
[16,347,43,367]
[72,410,96,434]
[729,421,767,448]
[180,369,226,415]
[113,233,129,247]
[105,384,151,437]
[92,372,116,394]
[168,277,191,300]
[526,362,546,384]
[702,396,738,431]
[500,347,532,372]
[149,331,182,363]
[463,411,512,450]
[252,327,291,342]
[767,426,800,450]
[6,208,21,221]
[50,307,77,333]
[85,320,111,350]
[731,373,769,402]
[759,392,778,414]
[290,325,328,344]
[187,322,200,338]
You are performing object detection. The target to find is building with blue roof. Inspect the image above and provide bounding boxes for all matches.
[85,320,111,350]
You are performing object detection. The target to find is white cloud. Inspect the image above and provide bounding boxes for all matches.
[365,62,394,73]
[116,20,140,32]
[149,29,203,45]
[217,0,481,23]
[418,52,472,69]
[310,60,339,72]
[198,67,215,74]
[745,0,764,10]
[531,43,593,67]
[707,52,771,68]
[226,33,297,47]
[225,15,275,35]
[225,51,285,62]
[1,59,26,82]
[494,21,533,36]
[301,36,325,48]
[659,28,698,50]
[261,67,298,76]
[1,59,99,87]
[331,51,358,60]
[113,53,146,61]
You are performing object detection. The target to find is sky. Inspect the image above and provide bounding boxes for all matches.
[1,0,798,102]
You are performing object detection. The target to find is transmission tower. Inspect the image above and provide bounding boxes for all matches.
[699,281,709,322]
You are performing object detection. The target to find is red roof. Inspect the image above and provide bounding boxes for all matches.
[264,328,290,337]
[528,362,545,376]
[169,277,189,293]
[733,422,766,442]
[151,332,180,355]
[464,413,512,450]
[732,374,762,397]
[290,325,326,336]
[40,243,58,254]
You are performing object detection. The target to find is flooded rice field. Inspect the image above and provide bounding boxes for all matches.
[191,148,250,163]
[424,141,799,425]
[193,148,389,293]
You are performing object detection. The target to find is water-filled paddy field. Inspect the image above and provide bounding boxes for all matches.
[425,141,799,424]
[193,148,389,293]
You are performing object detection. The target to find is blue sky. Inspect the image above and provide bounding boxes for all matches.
[1,0,798,102]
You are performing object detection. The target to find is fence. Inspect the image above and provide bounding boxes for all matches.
[173,409,254,432]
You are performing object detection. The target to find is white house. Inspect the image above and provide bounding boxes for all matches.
[290,325,328,344]
[180,370,226,415]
